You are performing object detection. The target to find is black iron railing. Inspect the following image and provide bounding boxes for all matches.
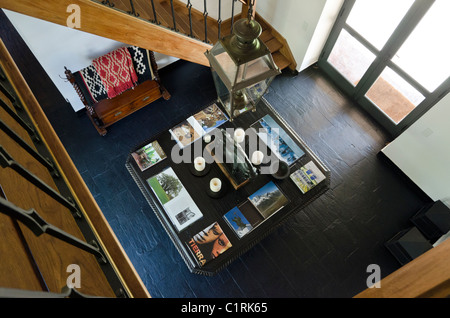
[0,62,128,298]
[94,0,247,44]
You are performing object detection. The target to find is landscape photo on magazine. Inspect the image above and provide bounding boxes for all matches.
[248,181,289,219]
[147,167,203,231]
[251,114,305,166]
[131,140,167,171]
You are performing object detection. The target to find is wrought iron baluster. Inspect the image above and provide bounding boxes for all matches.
[149,0,160,24]
[0,146,81,218]
[0,68,6,81]
[0,97,39,142]
[0,197,107,264]
[0,185,49,292]
[0,76,23,110]
[0,81,15,104]
[217,0,222,40]
[186,0,194,38]
[128,0,139,17]
[101,0,115,7]
[231,0,237,33]
[203,0,208,43]
[0,120,59,178]
[169,0,178,31]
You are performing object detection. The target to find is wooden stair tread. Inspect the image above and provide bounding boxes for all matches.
[265,37,283,54]
[260,29,274,43]
[272,52,291,70]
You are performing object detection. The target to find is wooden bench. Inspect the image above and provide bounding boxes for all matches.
[65,47,170,136]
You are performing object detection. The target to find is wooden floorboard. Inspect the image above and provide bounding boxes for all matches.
[0,10,432,299]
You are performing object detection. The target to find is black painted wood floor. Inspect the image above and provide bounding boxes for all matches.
[41,63,431,298]
[1,11,431,297]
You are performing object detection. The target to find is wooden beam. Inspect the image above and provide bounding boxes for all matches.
[0,0,211,66]
[355,238,450,298]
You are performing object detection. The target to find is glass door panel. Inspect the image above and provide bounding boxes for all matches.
[319,0,450,136]
[346,0,415,50]
[392,0,450,92]
[327,29,376,86]
[366,67,425,124]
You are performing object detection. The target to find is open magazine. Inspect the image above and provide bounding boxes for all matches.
[147,167,203,232]
[251,114,305,166]
[169,103,228,148]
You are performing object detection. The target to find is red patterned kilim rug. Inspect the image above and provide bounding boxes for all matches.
[92,47,138,99]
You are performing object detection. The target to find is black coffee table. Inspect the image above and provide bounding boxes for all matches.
[126,97,330,275]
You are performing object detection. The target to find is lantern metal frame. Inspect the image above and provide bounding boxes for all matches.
[205,13,281,121]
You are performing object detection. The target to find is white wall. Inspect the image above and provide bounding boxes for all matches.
[4,10,178,112]
[256,0,338,72]
[301,0,344,70]
[382,93,450,207]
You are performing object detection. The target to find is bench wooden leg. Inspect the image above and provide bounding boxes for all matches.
[87,111,107,136]
[161,86,171,100]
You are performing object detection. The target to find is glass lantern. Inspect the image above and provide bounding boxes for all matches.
[205,18,281,121]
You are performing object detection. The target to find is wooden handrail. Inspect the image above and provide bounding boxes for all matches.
[355,238,450,298]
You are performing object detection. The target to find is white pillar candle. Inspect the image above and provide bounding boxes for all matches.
[210,178,222,192]
[203,134,211,143]
[194,157,206,171]
[251,150,264,165]
[234,128,245,143]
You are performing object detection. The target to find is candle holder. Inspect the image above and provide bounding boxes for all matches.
[234,128,245,143]
[206,177,227,198]
[270,160,290,180]
[189,157,210,177]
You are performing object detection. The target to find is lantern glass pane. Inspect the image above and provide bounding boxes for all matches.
[245,76,274,104]
[236,55,272,84]
[211,68,231,112]
[213,51,238,85]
